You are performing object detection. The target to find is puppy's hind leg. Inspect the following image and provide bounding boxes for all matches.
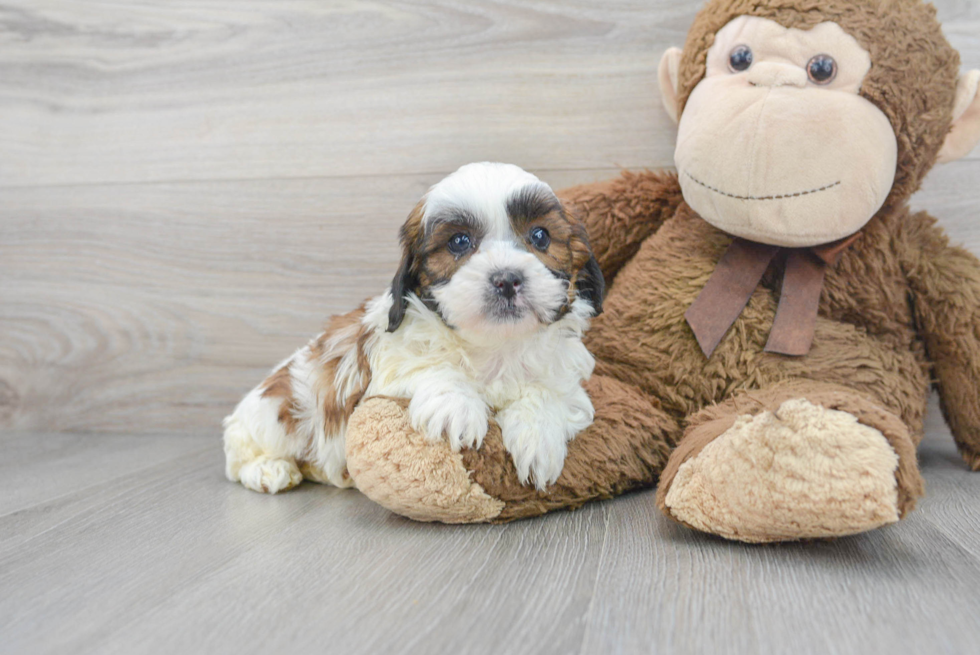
[223,386,305,494]
[223,306,374,494]
[238,456,303,495]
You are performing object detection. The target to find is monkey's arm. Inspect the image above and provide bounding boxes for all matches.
[903,211,980,468]
[558,170,684,285]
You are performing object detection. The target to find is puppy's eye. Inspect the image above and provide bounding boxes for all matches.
[807,54,837,84]
[728,45,753,73]
[529,227,550,251]
[447,233,472,256]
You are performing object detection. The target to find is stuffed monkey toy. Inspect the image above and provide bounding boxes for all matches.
[342,0,980,542]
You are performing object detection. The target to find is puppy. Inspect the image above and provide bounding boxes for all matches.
[223,162,604,493]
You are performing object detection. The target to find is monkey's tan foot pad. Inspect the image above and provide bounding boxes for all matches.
[346,397,505,523]
[656,398,908,543]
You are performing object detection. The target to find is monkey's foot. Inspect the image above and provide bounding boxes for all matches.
[657,396,922,543]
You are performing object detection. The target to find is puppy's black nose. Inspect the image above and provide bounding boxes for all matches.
[490,270,523,299]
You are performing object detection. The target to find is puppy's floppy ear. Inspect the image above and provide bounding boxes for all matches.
[387,200,425,332]
[387,249,416,332]
[565,212,605,317]
[575,254,605,316]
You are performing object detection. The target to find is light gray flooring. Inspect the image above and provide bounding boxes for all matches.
[4,400,980,655]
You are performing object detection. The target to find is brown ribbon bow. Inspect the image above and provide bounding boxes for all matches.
[685,233,860,358]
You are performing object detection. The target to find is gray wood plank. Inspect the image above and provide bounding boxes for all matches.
[0,432,207,517]
[908,159,978,253]
[1,0,975,190]
[2,427,980,655]
[915,395,980,562]
[0,0,693,188]
[0,441,607,655]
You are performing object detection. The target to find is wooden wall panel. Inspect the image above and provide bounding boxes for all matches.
[0,0,977,434]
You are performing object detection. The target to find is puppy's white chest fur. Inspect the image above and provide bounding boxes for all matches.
[364,292,594,408]
[361,293,596,489]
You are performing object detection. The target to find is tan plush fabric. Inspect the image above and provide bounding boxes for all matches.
[346,377,678,523]
[653,378,927,543]
[584,203,934,438]
[901,215,980,470]
[346,397,504,523]
[664,400,902,543]
[557,170,685,283]
[653,381,927,532]
[938,70,980,163]
[655,380,926,518]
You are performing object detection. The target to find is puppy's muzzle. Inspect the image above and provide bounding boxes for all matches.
[490,269,524,300]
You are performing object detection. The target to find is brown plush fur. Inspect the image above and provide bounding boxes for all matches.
[342,0,979,535]
[559,170,685,284]
[464,375,678,521]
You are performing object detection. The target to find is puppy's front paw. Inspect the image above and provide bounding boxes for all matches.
[409,391,489,451]
[497,411,569,491]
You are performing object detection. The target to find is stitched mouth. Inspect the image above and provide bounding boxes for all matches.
[684,171,841,201]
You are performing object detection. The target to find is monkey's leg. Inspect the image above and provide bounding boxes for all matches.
[344,375,680,523]
[655,380,924,543]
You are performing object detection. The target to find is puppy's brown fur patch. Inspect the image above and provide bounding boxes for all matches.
[311,306,373,440]
[507,186,597,308]
[417,219,482,288]
[259,305,374,468]
[260,365,299,434]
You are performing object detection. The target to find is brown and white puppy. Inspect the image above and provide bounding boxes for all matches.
[223,162,604,493]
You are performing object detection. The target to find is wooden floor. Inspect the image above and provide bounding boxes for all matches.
[3,400,980,655]
[2,1,980,653]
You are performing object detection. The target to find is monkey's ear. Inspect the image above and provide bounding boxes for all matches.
[575,255,605,317]
[387,248,415,332]
[658,47,683,124]
[938,70,980,164]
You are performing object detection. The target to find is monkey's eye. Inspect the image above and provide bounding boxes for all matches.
[807,54,837,84]
[447,233,472,256]
[728,45,753,72]
[529,227,551,251]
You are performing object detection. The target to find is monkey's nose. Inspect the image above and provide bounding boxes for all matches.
[490,270,524,300]
[746,62,807,88]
